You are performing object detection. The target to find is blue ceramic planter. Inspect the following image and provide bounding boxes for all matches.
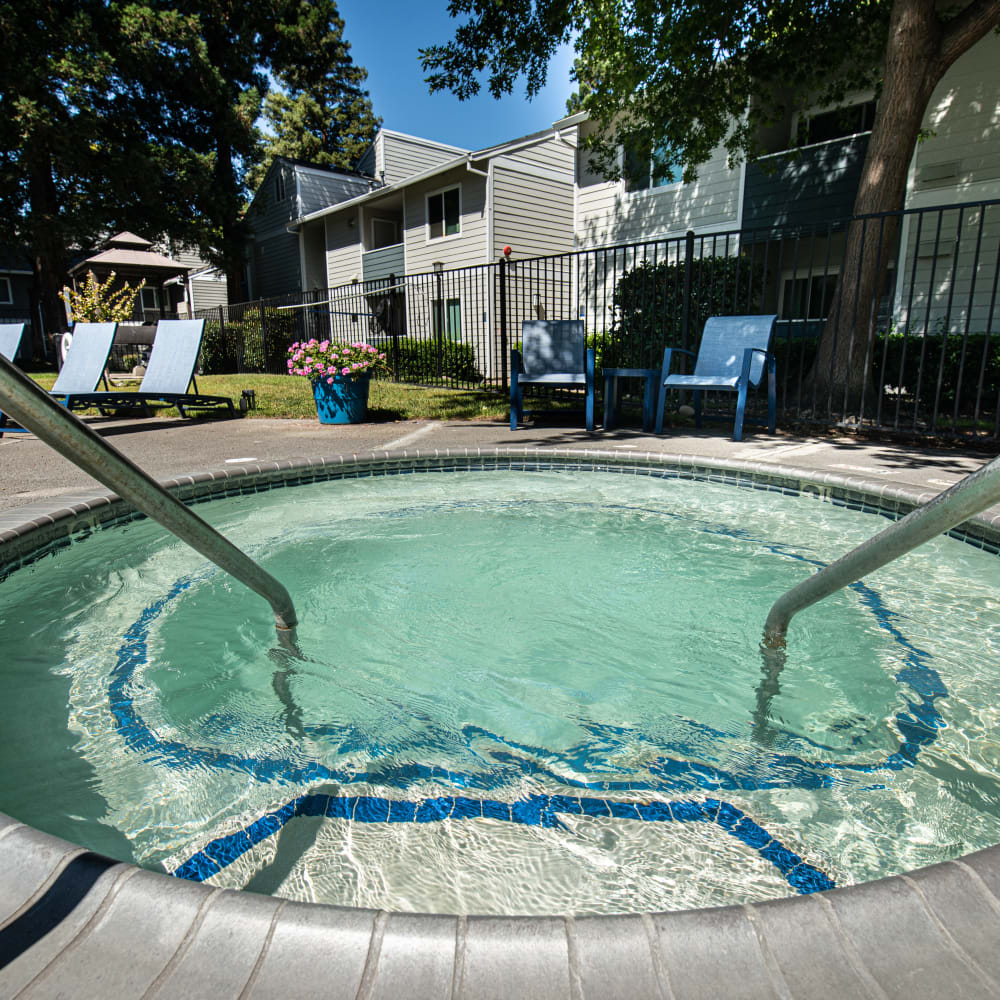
[312,374,370,424]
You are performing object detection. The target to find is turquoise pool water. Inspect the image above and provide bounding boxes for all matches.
[1,469,999,915]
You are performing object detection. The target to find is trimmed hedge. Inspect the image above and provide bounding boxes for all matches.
[200,308,300,374]
[607,255,767,369]
[770,329,1000,413]
[386,337,483,384]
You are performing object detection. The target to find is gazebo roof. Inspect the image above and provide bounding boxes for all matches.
[68,244,193,276]
[106,231,153,249]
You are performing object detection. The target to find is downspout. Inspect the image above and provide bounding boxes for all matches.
[467,157,492,264]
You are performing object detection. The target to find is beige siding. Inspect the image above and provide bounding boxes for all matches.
[909,34,1000,204]
[492,164,575,260]
[500,133,576,177]
[325,214,362,289]
[403,168,488,273]
[896,203,1000,336]
[190,276,228,312]
[380,133,467,186]
[896,36,1000,337]
[575,123,742,247]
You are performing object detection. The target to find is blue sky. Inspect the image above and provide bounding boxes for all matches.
[335,0,577,151]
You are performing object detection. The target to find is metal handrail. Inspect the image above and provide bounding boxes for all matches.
[763,454,1000,646]
[0,355,297,635]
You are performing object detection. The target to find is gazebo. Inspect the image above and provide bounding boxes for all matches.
[68,232,193,324]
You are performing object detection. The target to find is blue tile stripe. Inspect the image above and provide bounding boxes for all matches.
[169,791,836,896]
[106,503,946,794]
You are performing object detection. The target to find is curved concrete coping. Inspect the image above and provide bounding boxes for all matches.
[2,446,1000,999]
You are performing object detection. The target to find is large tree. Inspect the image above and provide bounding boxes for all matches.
[0,0,212,340]
[422,0,1000,413]
[1,0,378,333]
[246,0,380,192]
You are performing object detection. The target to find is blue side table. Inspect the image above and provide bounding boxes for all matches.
[602,367,660,431]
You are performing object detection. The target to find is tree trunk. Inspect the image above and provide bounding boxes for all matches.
[810,0,1000,419]
[26,145,69,352]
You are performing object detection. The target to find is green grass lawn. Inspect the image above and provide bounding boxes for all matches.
[27,372,514,422]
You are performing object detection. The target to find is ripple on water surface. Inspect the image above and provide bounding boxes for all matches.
[1,469,999,914]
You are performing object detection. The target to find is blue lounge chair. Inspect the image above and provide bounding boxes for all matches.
[654,314,778,441]
[49,322,118,399]
[63,319,235,418]
[510,320,595,431]
[0,323,27,437]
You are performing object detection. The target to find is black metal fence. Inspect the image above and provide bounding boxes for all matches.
[200,197,1000,440]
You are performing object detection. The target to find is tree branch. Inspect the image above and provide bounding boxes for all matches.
[939,0,1000,71]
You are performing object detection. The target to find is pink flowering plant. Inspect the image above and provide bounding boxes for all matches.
[286,339,387,383]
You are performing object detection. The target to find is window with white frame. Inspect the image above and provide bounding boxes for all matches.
[432,297,462,341]
[275,168,286,202]
[140,286,159,312]
[426,186,460,239]
[0,277,11,305]
[780,272,839,320]
[624,138,681,193]
[780,265,895,326]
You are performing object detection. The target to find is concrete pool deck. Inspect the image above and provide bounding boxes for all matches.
[0,412,992,512]
[2,414,1000,999]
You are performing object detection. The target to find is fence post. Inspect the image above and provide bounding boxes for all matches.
[499,257,509,390]
[433,264,444,382]
[258,299,269,373]
[681,229,695,354]
[388,273,401,382]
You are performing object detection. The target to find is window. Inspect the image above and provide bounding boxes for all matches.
[371,217,401,249]
[781,266,895,327]
[624,138,680,193]
[140,286,159,312]
[427,186,460,239]
[0,277,11,305]
[274,169,286,202]
[798,100,876,146]
[781,273,839,320]
[432,297,462,341]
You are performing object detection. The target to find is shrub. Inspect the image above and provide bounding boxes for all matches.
[769,328,1000,415]
[383,337,482,383]
[198,308,300,374]
[609,255,767,369]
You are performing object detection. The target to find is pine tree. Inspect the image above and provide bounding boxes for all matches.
[246,0,380,191]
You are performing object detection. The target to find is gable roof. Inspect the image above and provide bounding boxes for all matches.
[291,123,574,230]
[244,156,375,220]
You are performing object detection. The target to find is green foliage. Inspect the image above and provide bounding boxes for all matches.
[245,0,380,192]
[421,0,891,182]
[199,308,300,374]
[421,2,998,187]
[605,255,764,369]
[1,0,378,332]
[769,329,1000,414]
[386,337,483,384]
[60,270,146,323]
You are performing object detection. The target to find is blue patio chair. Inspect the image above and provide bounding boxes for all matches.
[63,319,235,418]
[0,323,27,437]
[654,315,778,442]
[510,320,595,431]
[49,322,118,399]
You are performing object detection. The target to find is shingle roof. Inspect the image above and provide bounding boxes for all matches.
[68,248,193,274]
[106,231,153,248]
